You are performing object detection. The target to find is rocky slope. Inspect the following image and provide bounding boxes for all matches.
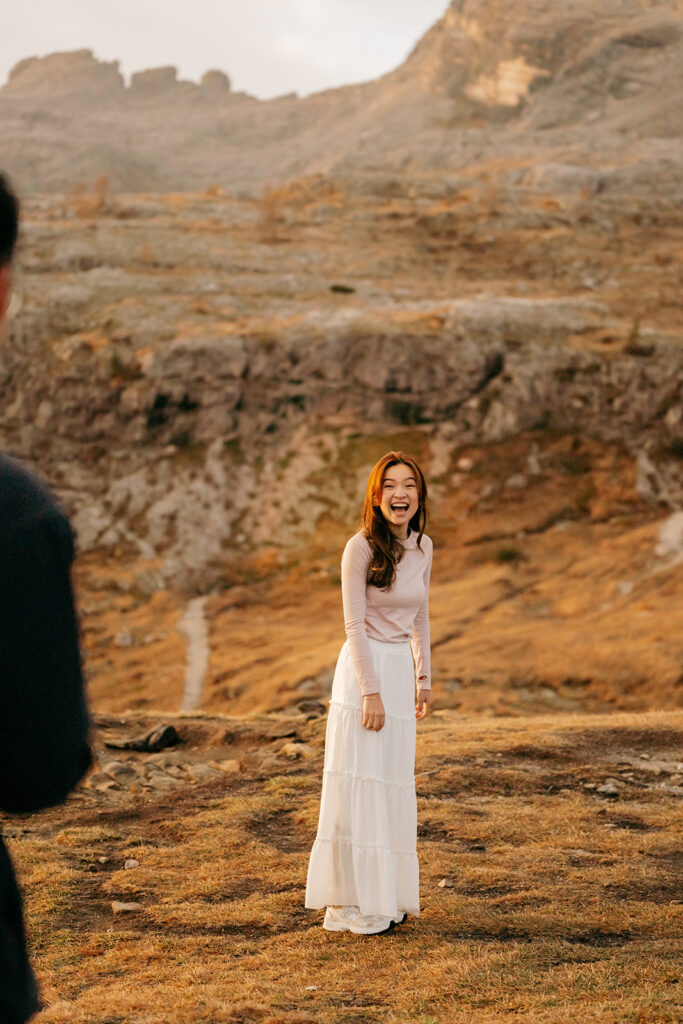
[2,184,681,589]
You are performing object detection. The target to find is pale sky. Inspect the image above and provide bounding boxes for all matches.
[1,0,449,99]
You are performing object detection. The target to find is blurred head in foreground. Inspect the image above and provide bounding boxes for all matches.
[0,172,19,322]
[362,450,428,588]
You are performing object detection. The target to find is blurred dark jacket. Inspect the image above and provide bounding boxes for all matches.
[0,454,91,1023]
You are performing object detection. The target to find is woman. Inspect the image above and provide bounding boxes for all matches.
[305,450,433,934]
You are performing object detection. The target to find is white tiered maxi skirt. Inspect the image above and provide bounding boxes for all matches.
[305,637,419,919]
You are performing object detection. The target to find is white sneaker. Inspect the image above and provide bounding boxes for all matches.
[323,905,395,935]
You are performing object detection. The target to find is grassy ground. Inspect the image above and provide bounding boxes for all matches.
[4,709,680,1024]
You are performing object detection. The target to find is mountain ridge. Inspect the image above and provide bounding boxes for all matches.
[1,0,682,194]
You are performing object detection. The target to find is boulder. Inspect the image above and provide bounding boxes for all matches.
[201,70,231,94]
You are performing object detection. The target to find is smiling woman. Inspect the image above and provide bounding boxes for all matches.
[0,0,450,99]
[305,450,433,935]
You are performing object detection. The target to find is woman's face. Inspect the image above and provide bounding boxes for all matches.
[378,462,419,533]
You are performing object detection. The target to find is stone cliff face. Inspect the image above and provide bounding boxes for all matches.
[401,0,683,114]
[7,300,681,574]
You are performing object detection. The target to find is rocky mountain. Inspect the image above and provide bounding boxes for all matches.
[0,1,681,717]
[1,1,682,194]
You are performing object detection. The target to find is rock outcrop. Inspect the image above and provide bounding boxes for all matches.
[3,48,125,99]
[200,70,231,95]
[2,277,681,588]
[129,66,180,97]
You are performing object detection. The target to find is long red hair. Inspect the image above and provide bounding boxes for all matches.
[361,450,428,590]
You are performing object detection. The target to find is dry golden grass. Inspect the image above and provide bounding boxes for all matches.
[4,709,680,1024]
[68,174,110,219]
[258,185,288,244]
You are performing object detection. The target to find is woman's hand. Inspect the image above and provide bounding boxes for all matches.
[415,688,432,720]
[362,693,386,732]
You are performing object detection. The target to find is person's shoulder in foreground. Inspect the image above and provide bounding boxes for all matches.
[0,452,70,542]
[0,452,92,815]
[0,171,91,1024]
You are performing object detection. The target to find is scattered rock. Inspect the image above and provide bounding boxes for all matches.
[596,781,620,798]
[186,763,221,783]
[438,878,454,888]
[124,859,140,870]
[297,700,327,717]
[111,901,142,914]
[103,760,138,783]
[268,722,300,740]
[208,726,238,746]
[105,723,181,753]
[280,741,316,759]
[259,754,285,772]
[147,751,185,768]
[210,758,242,774]
[144,724,183,752]
[86,771,121,792]
[505,473,528,489]
[142,775,178,792]
[142,765,181,790]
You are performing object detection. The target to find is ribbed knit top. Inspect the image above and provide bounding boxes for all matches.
[340,529,432,697]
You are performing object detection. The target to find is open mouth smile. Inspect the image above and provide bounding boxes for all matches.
[391,503,410,512]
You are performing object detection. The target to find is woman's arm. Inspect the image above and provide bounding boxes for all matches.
[341,534,381,698]
[412,538,433,720]
[410,538,433,691]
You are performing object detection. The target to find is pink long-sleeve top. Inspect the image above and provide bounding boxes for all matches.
[341,529,433,697]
